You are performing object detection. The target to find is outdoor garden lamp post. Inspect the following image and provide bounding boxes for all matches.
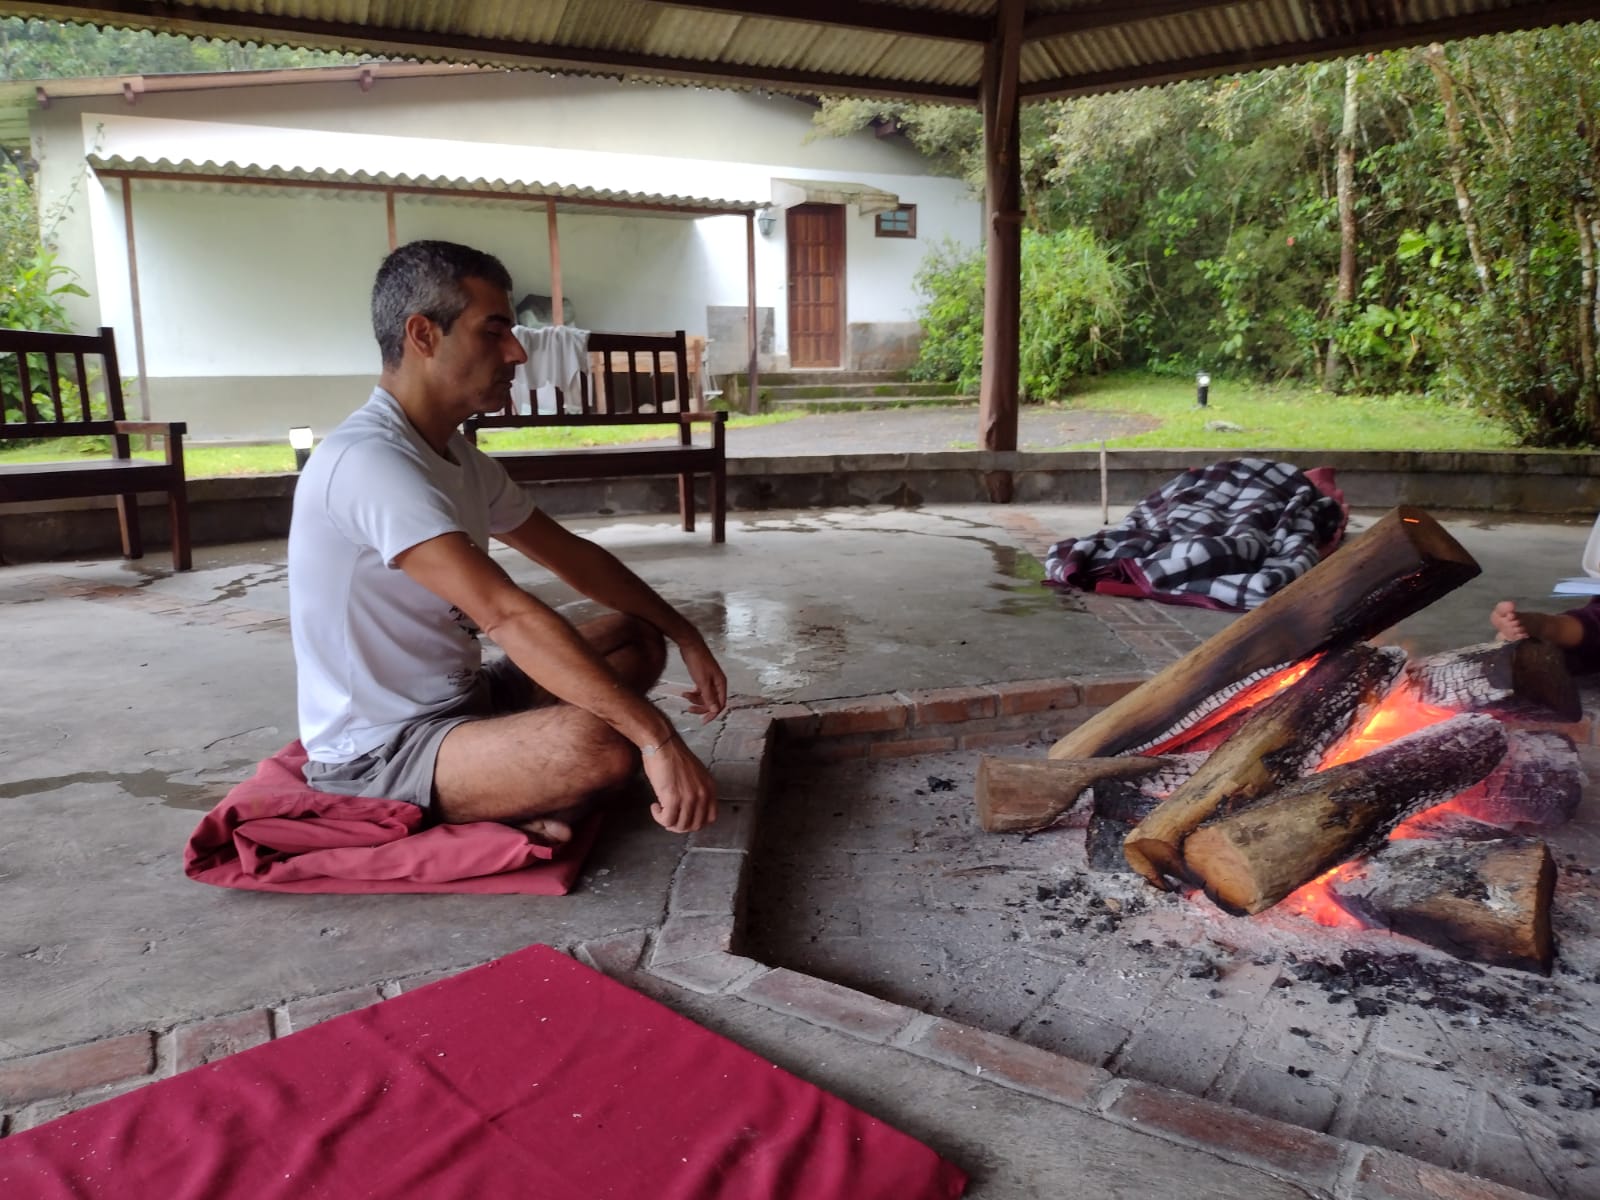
[1196,372,1211,409]
[289,426,314,471]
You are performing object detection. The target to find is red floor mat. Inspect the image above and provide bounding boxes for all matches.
[0,946,967,1199]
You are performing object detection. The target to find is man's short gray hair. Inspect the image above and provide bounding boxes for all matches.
[371,240,514,368]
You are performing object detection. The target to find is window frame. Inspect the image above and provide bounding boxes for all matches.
[874,205,917,239]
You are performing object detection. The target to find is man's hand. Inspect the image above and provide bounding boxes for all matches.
[677,636,728,722]
[641,737,717,832]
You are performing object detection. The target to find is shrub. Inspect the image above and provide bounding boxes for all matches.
[911,227,1127,399]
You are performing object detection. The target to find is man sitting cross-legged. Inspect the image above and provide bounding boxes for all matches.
[288,239,725,841]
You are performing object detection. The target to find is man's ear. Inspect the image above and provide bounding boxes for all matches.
[403,312,440,360]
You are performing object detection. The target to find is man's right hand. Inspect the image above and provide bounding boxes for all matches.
[641,736,718,833]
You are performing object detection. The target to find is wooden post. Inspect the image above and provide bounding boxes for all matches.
[119,178,152,423]
[978,0,1024,504]
[546,199,564,327]
[385,189,397,251]
[746,209,760,415]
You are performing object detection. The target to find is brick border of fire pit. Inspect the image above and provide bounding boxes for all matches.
[615,675,1595,1200]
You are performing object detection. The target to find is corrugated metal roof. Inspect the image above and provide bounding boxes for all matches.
[2,1,1593,104]
[86,154,762,217]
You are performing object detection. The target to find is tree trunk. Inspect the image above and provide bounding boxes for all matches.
[1123,643,1405,890]
[1181,712,1508,916]
[1324,57,1360,392]
[1422,44,1491,297]
[1577,199,1599,437]
[1326,835,1555,974]
[1404,638,1580,721]
[976,754,1172,833]
[1049,506,1480,762]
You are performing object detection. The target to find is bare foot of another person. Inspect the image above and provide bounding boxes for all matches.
[1490,600,1527,642]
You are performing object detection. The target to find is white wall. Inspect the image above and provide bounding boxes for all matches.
[31,71,981,434]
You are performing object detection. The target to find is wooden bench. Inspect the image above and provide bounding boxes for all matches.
[465,330,727,544]
[0,326,191,570]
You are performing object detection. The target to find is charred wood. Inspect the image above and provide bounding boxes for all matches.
[1086,754,1205,873]
[1405,639,1580,722]
[1445,729,1582,828]
[1049,507,1480,762]
[976,755,1172,833]
[1123,644,1405,890]
[1326,836,1556,974]
[1181,713,1508,916]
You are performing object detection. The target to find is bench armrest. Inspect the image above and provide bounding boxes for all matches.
[115,421,188,437]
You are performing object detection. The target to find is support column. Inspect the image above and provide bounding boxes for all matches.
[546,199,564,326]
[979,0,1024,503]
[745,210,760,415]
[385,189,397,251]
[119,178,152,422]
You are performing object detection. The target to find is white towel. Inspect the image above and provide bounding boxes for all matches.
[511,325,590,415]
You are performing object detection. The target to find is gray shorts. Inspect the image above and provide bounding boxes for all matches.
[302,656,552,810]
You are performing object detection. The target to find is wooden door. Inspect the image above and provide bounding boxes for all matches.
[787,203,845,367]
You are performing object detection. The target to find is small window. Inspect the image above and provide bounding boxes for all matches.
[875,205,917,239]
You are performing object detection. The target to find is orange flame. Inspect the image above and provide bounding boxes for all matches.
[1279,675,1460,925]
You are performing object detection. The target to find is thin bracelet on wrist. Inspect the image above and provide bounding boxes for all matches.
[639,733,676,757]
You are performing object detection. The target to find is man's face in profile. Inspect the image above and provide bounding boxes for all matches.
[427,275,527,416]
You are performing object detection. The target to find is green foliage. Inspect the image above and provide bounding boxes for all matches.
[911,228,1127,399]
[0,17,362,80]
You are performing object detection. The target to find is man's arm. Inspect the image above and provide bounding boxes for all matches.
[495,510,728,720]
[394,531,714,832]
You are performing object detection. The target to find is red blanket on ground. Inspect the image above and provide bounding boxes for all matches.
[184,741,597,895]
[0,945,968,1199]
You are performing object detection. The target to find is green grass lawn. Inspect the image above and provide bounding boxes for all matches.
[1047,371,1523,452]
[0,412,803,478]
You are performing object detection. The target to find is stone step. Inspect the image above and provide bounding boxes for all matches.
[763,380,962,401]
[720,369,909,388]
[770,394,979,412]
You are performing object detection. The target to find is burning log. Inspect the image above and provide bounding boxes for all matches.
[1445,729,1583,828]
[1325,836,1556,974]
[1181,713,1508,916]
[976,755,1172,832]
[1122,643,1405,890]
[1048,507,1479,762]
[1405,639,1580,722]
[1086,755,1206,872]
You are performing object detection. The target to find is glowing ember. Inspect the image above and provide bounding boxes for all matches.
[1144,656,1318,756]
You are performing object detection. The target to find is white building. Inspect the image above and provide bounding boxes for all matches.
[14,64,980,441]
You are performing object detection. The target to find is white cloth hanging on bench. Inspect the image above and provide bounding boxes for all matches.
[510,325,590,415]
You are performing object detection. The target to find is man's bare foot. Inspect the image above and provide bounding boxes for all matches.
[1491,600,1527,642]
[514,816,574,847]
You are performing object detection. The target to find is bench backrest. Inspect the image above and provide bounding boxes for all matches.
[0,326,128,441]
[487,330,695,422]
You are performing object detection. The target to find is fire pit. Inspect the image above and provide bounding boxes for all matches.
[744,508,1600,1198]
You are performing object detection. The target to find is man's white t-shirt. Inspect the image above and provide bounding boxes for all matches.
[288,388,535,763]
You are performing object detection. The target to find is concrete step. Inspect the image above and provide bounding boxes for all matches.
[764,380,962,401]
[741,369,909,388]
[771,394,979,412]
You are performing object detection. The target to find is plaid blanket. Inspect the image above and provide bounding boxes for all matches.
[1044,458,1347,611]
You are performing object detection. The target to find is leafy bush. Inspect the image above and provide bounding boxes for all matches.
[912,228,1127,399]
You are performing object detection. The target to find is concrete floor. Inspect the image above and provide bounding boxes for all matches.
[1,502,1592,1195]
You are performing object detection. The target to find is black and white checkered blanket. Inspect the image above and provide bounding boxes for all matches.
[1044,458,1346,611]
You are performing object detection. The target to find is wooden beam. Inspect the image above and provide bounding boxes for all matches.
[546,198,564,328]
[978,0,1024,505]
[117,177,151,423]
[660,0,989,44]
[1024,0,1251,41]
[745,210,759,416]
[16,2,979,104]
[1021,1,1600,101]
[385,188,396,251]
